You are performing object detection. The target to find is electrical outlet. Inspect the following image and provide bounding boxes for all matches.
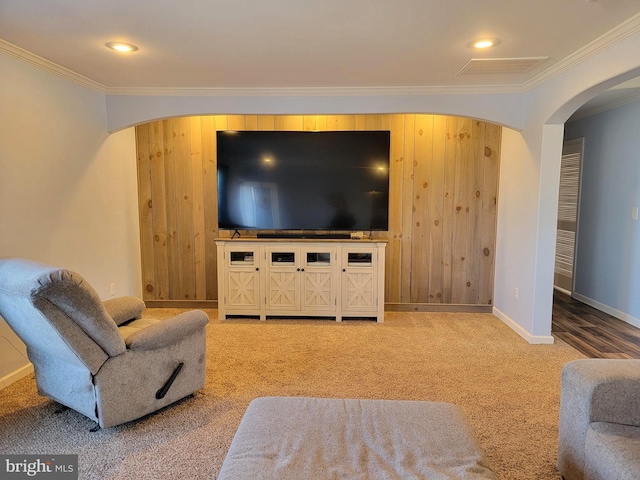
[110,284,115,296]
[514,287,519,300]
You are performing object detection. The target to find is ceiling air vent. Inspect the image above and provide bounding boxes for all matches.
[456,57,549,76]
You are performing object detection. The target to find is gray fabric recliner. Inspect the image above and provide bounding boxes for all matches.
[558,359,640,480]
[0,258,209,428]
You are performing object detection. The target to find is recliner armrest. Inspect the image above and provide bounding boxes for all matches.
[558,359,640,480]
[104,296,146,326]
[125,310,209,351]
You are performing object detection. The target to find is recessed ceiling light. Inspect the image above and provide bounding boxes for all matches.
[467,38,501,49]
[475,40,493,49]
[105,42,138,53]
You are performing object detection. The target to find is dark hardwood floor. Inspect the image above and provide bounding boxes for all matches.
[552,290,640,358]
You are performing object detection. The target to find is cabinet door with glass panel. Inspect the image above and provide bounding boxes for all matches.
[341,247,378,315]
[223,246,262,314]
[265,246,301,312]
[301,247,337,314]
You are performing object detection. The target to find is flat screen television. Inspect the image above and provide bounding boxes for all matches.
[217,130,390,233]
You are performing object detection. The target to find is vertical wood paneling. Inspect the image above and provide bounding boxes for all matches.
[401,115,415,303]
[285,115,303,130]
[467,120,486,304]
[338,115,356,131]
[365,115,382,130]
[387,114,405,303]
[429,116,446,302]
[190,117,206,300]
[451,117,472,303]
[215,115,228,131]
[136,124,154,300]
[441,116,458,303]
[480,123,501,304]
[162,119,179,299]
[303,116,316,131]
[227,115,246,131]
[173,117,196,299]
[245,115,258,131]
[315,115,328,131]
[201,116,219,300]
[149,121,169,299]
[274,116,287,130]
[135,114,501,306]
[258,115,275,130]
[411,115,433,302]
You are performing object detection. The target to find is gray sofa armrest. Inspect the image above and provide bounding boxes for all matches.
[125,310,209,351]
[104,296,146,326]
[558,359,640,480]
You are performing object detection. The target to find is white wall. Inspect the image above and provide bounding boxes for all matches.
[564,100,640,326]
[493,123,564,343]
[105,91,526,133]
[0,53,141,384]
[492,127,540,339]
[492,28,640,343]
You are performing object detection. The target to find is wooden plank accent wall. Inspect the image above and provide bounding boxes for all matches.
[135,115,501,305]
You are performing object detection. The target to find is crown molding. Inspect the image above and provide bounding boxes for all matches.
[0,38,106,93]
[104,83,526,97]
[524,12,640,92]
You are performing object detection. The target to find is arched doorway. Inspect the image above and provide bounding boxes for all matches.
[552,77,640,357]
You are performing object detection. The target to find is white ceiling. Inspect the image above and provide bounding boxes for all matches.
[1,0,640,92]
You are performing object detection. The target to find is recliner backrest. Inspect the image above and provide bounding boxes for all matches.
[0,258,126,374]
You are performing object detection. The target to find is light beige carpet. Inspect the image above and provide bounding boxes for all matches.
[0,310,584,479]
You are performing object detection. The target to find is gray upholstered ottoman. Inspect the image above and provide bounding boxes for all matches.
[218,397,497,480]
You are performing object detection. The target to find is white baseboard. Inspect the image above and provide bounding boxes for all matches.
[492,307,555,344]
[0,362,33,390]
[572,292,640,329]
[553,285,572,296]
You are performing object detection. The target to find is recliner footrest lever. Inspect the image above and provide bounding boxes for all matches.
[156,362,184,399]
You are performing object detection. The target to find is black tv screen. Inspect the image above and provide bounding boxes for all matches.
[217,130,390,231]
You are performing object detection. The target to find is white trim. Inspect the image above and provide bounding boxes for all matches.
[554,285,572,296]
[104,84,525,97]
[0,38,106,93]
[567,93,640,121]
[572,292,640,329]
[524,12,640,91]
[0,363,34,391]
[493,307,555,344]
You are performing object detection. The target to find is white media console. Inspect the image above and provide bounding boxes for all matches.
[215,238,386,322]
